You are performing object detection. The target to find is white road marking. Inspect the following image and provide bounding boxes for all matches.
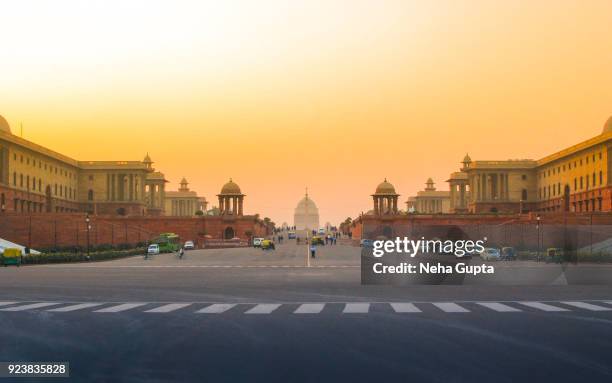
[0,302,18,307]
[93,303,147,313]
[433,302,470,313]
[343,303,370,313]
[144,303,192,313]
[245,304,282,314]
[0,302,61,311]
[518,301,569,312]
[196,303,236,314]
[390,303,421,313]
[560,301,612,311]
[294,303,325,314]
[47,303,104,312]
[477,302,522,312]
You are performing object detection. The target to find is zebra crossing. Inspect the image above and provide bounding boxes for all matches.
[0,300,611,315]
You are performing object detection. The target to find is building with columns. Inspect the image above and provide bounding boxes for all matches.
[372,179,400,215]
[164,177,208,216]
[217,179,245,216]
[407,178,451,214]
[458,116,612,213]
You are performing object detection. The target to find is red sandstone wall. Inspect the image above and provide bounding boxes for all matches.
[0,213,270,249]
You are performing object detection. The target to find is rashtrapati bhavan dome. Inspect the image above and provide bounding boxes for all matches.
[294,190,319,230]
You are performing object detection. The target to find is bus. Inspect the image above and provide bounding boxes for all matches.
[152,233,181,253]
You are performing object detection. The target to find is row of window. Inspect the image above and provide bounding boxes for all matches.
[12,171,77,200]
[12,152,76,179]
[539,171,604,199]
[539,152,603,179]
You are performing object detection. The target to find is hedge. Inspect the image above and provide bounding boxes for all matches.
[18,248,145,265]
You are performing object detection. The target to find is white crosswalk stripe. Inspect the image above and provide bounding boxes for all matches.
[343,303,370,313]
[93,303,147,313]
[145,303,192,313]
[47,303,105,312]
[294,303,325,314]
[245,304,281,314]
[518,301,569,312]
[196,303,236,314]
[560,301,612,311]
[432,302,470,313]
[0,302,62,311]
[390,303,421,313]
[0,300,611,314]
[476,302,522,312]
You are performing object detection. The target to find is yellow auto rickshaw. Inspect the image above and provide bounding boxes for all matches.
[261,239,276,250]
[1,248,22,267]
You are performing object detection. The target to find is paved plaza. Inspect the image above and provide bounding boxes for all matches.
[1,242,612,382]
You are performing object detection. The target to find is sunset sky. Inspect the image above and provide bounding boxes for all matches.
[1,0,611,225]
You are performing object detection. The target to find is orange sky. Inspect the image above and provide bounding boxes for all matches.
[1,0,611,225]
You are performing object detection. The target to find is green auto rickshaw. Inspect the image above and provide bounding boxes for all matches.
[1,248,22,267]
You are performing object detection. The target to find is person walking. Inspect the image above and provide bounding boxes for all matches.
[179,246,185,260]
[310,243,316,258]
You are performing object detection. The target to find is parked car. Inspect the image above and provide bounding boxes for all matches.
[184,241,195,250]
[261,239,275,250]
[480,247,501,261]
[253,238,264,247]
[318,228,326,235]
[147,244,160,255]
[287,231,296,239]
[360,239,374,248]
[500,247,516,260]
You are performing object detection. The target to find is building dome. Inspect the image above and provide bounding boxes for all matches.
[220,178,242,195]
[0,115,11,134]
[375,179,397,195]
[294,192,319,231]
[604,116,612,134]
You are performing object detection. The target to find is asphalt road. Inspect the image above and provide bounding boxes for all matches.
[1,242,611,382]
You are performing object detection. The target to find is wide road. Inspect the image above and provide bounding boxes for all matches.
[1,242,611,382]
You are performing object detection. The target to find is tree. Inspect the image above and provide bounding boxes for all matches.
[195,210,204,216]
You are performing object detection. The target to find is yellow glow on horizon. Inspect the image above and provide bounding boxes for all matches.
[1,0,612,224]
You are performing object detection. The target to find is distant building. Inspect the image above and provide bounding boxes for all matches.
[458,116,612,213]
[407,178,450,214]
[294,191,319,230]
[164,177,207,216]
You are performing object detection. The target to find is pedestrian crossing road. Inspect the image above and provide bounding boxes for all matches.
[1,300,611,315]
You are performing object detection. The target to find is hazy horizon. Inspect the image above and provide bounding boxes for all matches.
[2,0,611,225]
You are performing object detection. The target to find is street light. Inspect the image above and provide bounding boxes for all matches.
[85,214,91,260]
[536,214,541,262]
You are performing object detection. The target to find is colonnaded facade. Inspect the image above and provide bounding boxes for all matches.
[405,116,612,214]
[0,115,206,217]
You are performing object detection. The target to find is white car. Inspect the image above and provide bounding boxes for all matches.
[147,244,160,255]
[480,248,501,261]
[184,241,195,250]
[253,238,264,247]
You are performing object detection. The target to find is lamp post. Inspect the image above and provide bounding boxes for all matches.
[85,214,91,260]
[536,214,541,262]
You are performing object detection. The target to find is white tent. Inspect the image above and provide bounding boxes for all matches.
[0,238,41,255]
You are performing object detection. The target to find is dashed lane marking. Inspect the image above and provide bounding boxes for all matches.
[476,302,522,312]
[195,303,236,314]
[0,302,62,311]
[144,303,193,313]
[560,301,612,311]
[93,303,148,313]
[47,303,105,312]
[390,303,421,313]
[245,304,282,314]
[294,303,325,314]
[518,301,569,312]
[343,303,370,313]
[433,302,470,313]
